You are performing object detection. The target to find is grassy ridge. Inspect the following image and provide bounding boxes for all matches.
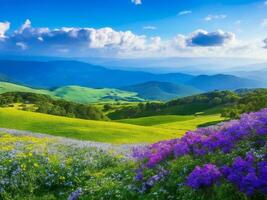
[0,107,180,144]
[0,82,144,103]
[0,82,50,95]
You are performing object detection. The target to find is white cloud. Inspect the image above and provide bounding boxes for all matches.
[261,19,267,27]
[18,19,31,33]
[204,14,227,21]
[143,26,157,30]
[1,20,150,56]
[0,21,10,39]
[178,10,192,16]
[132,0,141,5]
[16,42,28,50]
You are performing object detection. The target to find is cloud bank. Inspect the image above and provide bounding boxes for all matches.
[0,19,265,58]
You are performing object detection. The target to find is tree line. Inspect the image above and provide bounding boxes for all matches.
[108,91,240,119]
[0,92,107,120]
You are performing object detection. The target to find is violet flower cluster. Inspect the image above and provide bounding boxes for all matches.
[186,164,222,189]
[221,153,267,196]
[187,152,266,196]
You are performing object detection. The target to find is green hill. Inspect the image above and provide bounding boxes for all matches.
[0,107,180,144]
[0,81,50,95]
[52,86,143,103]
[0,82,144,103]
[122,81,202,101]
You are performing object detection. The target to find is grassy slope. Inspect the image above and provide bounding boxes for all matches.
[117,115,195,126]
[117,114,225,136]
[0,82,50,95]
[154,114,224,131]
[0,107,180,144]
[0,82,143,103]
[52,86,143,103]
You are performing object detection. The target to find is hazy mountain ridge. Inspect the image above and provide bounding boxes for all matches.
[0,60,264,95]
[122,81,203,101]
[187,74,262,91]
[0,60,193,88]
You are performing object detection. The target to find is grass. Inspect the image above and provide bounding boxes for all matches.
[154,114,225,131]
[0,107,180,144]
[117,114,225,136]
[52,86,144,103]
[117,115,195,126]
[0,82,144,103]
[0,81,49,95]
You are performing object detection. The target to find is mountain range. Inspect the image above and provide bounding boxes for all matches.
[0,60,193,88]
[0,60,264,102]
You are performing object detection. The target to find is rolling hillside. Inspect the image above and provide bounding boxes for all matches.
[122,81,202,101]
[52,86,144,103]
[0,81,49,95]
[0,107,180,144]
[0,82,144,103]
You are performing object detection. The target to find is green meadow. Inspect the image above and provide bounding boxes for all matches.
[0,107,180,144]
[0,106,224,144]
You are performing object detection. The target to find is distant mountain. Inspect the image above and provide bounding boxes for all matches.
[229,68,267,86]
[0,60,193,88]
[122,81,203,101]
[0,82,144,103]
[187,74,261,91]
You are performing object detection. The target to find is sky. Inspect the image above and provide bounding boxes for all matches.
[1,0,267,59]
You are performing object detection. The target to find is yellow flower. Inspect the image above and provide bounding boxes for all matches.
[20,164,26,171]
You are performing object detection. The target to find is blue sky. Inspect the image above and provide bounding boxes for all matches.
[0,0,267,59]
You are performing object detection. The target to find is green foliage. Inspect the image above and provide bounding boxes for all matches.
[222,89,267,119]
[0,133,135,200]
[109,90,238,119]
[0,92,106,120]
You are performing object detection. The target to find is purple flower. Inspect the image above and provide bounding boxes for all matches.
[186,164,222,189]
[222,153,267,196]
